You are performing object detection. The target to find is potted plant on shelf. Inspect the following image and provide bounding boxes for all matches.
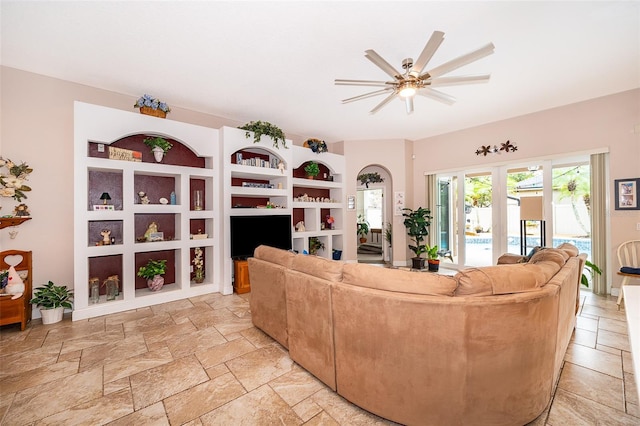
[304,161,320,179]
[29,281,74,325]
[357,214,370,244]
[137,259,168,291]
[192,247,205,283]
[303,138,328,153]
[134,94,171,118]
[309,237,325,255]
[143,137,173,162]
[238,121,287,149]
[402,207,432,270]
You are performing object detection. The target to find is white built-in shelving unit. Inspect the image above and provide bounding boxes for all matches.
[73,102,219,320]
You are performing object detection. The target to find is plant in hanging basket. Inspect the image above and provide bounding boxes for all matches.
[304,138,328,153]
[134,94,171,118]
[238,121,287,149]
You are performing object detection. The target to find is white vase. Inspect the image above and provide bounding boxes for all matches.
[152,146,164,162]
[40,307,64,325]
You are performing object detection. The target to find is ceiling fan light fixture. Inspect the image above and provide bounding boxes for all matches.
[399,82,417,98]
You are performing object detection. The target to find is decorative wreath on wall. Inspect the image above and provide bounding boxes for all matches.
[358,172,384,188]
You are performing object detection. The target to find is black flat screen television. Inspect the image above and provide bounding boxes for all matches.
[230,215,292,259]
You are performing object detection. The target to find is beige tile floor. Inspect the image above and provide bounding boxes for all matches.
[0,290,638,425]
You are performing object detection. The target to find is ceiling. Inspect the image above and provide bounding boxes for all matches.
[1,1,639,143]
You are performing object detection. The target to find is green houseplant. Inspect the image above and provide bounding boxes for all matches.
[581,259,602,287]
[238,121,287,149]
[29,281,74,324]
[143,136,173,162]
[137,259,168,291]
[304,161,320,179]
[425,245,453,272]
[402,207,432,269]
[357,214,370,243]
[309,236,325,255]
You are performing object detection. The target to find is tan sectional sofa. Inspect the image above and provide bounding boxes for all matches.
[248,244,586,426]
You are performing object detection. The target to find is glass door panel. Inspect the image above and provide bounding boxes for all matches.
[464,172,492,266]
[506,166,544,255]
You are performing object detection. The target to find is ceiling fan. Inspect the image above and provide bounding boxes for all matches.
[335,31,495,114]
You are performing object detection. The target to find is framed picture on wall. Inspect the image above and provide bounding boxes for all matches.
[614,178,640,210]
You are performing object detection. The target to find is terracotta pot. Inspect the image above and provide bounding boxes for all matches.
[359,237,367,244]
[428,259,440,272]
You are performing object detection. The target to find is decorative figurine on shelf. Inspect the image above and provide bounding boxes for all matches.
[144,222,158,242]
[192,247,204,283]
[100,229,111,245]
[278,161,285,174]
[138,191,150,204]
[4,266,25,299]
[13,203,30,217]
[295,221,305,232]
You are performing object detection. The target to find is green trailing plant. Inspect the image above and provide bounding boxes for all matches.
[402,207,432,258]
[137,259,168,279]
[358,172,384,188]
[304,161,320,177]
[143,137,173,154]
[238,121,287,149]
[357,214,370,238]
[581,259,602,287]
[29,281,74,310]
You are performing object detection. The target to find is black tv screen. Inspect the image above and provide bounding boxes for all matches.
[230,215,292,259]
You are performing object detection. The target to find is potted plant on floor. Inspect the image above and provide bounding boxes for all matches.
[137,259,168,291]
[402,207,432,270]
[357,214,370,244]
[426,245,453,272]
[29,281,74,325]
[143,136,173,162]
[304,161,320,179]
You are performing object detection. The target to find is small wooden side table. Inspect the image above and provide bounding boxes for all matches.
[233,259,251,294]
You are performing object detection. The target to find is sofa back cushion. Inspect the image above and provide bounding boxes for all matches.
[454,263,558,296]
[292,254,343,282]
[556,242,579,258]
[342,263,458,296]
[253,245,296,268]
[529,247,569,268]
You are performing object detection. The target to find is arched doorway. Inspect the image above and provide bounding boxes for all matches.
[356,165,392,264]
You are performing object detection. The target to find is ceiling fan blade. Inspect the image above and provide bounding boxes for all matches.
[365,49,404,80]
[418,87,456,105]
[428,74,491,86]
[405,97,414,114]
[341,88,394,104]
[335,79,394,87]
[370,92,399,114]
[425,42,495,79]
[409,30,445,77]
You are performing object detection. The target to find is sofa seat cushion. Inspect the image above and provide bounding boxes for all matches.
[253,245,296,268]
[454,263,557,296]
[292,255,343,282]
[342,263,458,296]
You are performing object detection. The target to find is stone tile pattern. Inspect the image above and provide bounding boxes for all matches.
[0,291,637,425]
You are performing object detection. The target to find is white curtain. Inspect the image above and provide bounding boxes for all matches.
[590,153,608,295]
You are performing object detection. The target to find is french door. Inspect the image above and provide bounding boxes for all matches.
[435,156,591,269]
